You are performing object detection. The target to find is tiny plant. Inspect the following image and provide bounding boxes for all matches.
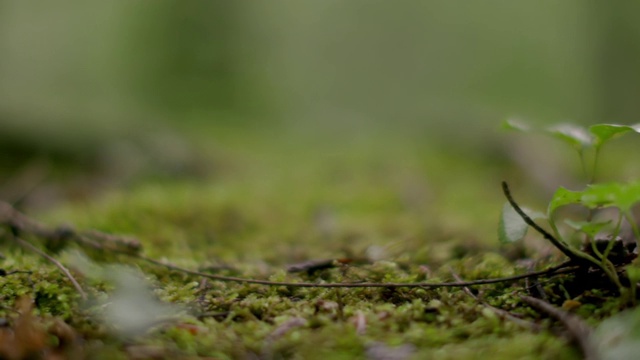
[500,120,640,301]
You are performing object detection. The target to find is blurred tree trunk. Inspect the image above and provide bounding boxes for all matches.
[124,1,241,118]
[591,1,640,123]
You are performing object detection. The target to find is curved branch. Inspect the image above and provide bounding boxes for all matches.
[501,181,579,261]
[2,198,577,290]
[103,242,576,288]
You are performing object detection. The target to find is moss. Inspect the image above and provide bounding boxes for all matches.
[7,128,633,359]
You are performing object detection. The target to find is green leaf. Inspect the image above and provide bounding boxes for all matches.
[626,263,640,284]
[581,182,640,212]
[545,123,593,150]
[502,118,532,132]
[547,187,583,216]
[499,202,545,244]
[589,124,640,149]
[580,183,620,208]
[564,219,611,237]
[621,182,640,211]
[503,122,640,151]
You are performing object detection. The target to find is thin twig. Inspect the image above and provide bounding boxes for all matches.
[525,272,549,301]
[450,268,541,331]
[0,200,141,254]
[520,295,598,360]
[88,238,576,288]
[131,248,574,288]
[501,181,578,261]
[2,199,577,290]
[3,270,33,276]
[14,236,87,300]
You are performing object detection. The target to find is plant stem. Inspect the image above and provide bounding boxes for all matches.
[602,212,624,260]
[590,148,600,184]
[502,182,624,290]
[502,182,579,261]
[578,149,589,184]
[590,237,604,260]
[624,211,640,247]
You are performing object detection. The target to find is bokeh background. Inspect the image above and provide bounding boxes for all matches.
[1,1,640,222]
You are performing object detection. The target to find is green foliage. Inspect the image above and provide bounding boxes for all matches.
[547,187,583,216]
[505,120,640,182]
[502,120,640,298]
[564,219,612,238]
[503,120,640,151]
[580,182,640,212]
[590,124,640,149]
[4,124,636,359]
[545,123,592,150]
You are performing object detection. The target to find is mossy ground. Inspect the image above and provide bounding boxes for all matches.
[1,126,625,359]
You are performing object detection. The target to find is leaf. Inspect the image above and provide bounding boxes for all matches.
[625,263,640,284]
[67,251,182,339]
[0,296,48,360]
[547,187,583,216]
[545,123,593,150]
[616,182,640,212]
[581,182,640,212]
[499,202,545,244]
[580,183,620,208]
[502,118,532,132]
[503,122,640,151]
[564,219,612,237]
[589,124,640,149]
[104,268,183,338]
[593,306,640,359]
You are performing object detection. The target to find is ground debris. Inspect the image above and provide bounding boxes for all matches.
[0,296,82,360]
[521,295,597,360]
[365,342,416,360]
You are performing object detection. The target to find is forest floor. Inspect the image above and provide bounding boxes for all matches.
[0,124,635,359]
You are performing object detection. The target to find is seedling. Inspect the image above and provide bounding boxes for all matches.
[500,121,640,300]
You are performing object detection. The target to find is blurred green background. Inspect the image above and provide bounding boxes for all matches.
[4,4,640,357]
[1,0,639,215]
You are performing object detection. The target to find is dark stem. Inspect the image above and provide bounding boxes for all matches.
[501,181,579,262]
[100,242,576,288]
[1,198,577,290]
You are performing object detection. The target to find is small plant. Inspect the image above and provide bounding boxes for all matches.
[500,121,640,301]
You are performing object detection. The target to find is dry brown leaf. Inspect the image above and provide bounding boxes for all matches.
[0,296,48,360]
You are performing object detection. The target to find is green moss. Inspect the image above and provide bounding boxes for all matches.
[6,128,631,359]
